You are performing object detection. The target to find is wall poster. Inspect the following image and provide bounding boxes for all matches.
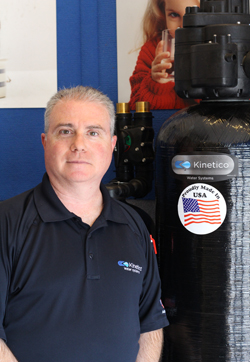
[116,0,199,110]
[0,0,57,108]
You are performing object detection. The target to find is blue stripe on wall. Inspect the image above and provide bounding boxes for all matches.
[57,0,82,88]
[80,0,118,100]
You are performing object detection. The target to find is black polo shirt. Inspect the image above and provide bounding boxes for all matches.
[0,173,168,362]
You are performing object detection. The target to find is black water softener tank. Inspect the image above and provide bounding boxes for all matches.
[156,0,250,360]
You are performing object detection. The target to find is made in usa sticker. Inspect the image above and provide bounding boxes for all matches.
[177,183,227,235]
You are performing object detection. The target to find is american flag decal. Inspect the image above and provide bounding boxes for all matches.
[182,198,221,227]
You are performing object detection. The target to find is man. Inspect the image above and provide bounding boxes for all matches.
[0,86,168,362]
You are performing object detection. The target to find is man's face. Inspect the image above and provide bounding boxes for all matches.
[41,99,117,190]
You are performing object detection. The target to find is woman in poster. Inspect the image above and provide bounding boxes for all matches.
[129,0,200,110]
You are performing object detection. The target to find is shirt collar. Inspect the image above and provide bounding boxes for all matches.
[100,183,129,225]
[34,173,129,225]
[34,173,74,222]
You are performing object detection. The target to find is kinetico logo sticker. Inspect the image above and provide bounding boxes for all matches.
[118,261,142,274]
[177,183,227,235]
[172,153,238,182]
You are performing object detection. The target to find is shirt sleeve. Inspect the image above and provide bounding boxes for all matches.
[139,227,169,333]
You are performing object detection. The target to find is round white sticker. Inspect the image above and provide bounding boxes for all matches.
[178,183,227,235]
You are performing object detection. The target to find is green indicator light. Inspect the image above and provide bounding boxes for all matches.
[125,135,132,146]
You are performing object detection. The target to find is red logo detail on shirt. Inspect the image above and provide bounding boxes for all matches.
[160,299,166,314]
[150,235,157,254]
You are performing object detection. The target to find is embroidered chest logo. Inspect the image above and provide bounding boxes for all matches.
[118,261,142,275]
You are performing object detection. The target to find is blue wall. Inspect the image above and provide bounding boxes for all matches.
[0,0,176,201]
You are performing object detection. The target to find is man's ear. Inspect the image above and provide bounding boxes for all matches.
[111,135,117,152]
[41,133,46,149]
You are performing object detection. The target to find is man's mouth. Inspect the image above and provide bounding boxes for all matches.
[67,160,90,164]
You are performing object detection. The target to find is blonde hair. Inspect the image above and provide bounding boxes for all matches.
[142,0,166,43]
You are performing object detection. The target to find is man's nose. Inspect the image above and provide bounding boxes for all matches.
[70,134,86,152]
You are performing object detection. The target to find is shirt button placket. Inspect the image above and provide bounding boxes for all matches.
[86,233,100,280]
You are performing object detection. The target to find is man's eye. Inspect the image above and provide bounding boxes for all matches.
[89,131,99,136]
[59,129,71,135]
